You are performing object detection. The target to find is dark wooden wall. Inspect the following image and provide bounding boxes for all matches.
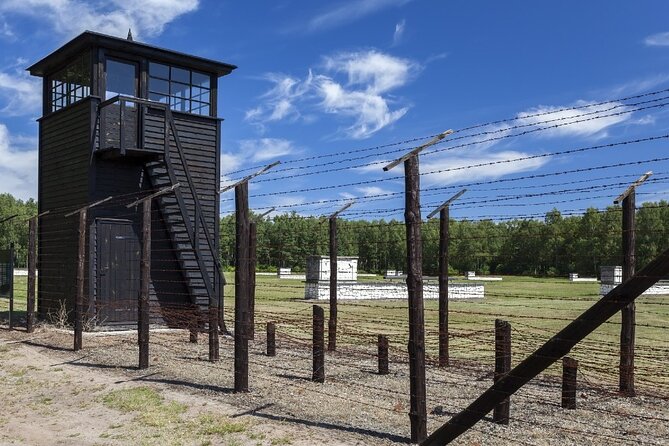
[38,98,93,321]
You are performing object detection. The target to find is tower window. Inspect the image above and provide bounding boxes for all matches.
[148,62,211,116]
[49,52,91,112]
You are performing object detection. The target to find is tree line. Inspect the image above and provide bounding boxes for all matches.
[220,202,669,277]
[1,191,667,277]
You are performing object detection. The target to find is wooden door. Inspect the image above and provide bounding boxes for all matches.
[96,219,140,324]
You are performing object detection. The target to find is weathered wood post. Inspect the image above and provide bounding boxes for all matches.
[266,321,276,357]
[8,242,15,329]
[378,334,389,375]
[428,189,466,368]
[614,171,651,397]
[138,200,151,369]
[384,130,453,443]
[313,305,325,383]
[0,215,18,329]
[326,201,354,352]
[421,246,669,446]
[562,357,578,409]
[248,221,257,340]
[65,196,112,352]
[26,218,37,333]
[126,185,180,369]
[493,319,511,424]
[221,161,280,393]
[234,181,250,392]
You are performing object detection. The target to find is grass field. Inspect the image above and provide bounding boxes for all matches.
[2,273,667,394]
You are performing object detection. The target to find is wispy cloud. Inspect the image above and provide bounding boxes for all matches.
[0,124,37,200]
[644,31,669,47]
[357,186,391,196]
[392,19,405,46]
[308,0,411,32]
[0,0,199,39]
[239,138,299,162]
[422,150,548,187]
[246,50,419,139]
[0,68,41,117]
[516,101,631,138]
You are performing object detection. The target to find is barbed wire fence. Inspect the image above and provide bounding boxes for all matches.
[1,86,669,444]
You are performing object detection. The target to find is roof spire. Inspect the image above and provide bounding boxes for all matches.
[127,28,133,41]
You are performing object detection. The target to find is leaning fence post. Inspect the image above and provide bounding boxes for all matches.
[248,221,257,340]
[378,334,389,375]
[26,218,36,333]
[562,357,578,409]
[493,319,511,424]
[266,321,276,356]
[313,305,325,383]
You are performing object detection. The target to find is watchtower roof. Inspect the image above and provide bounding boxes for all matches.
[27,30,237,78]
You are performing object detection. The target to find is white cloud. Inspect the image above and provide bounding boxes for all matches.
[0,69,41,117]
[246,50,418,139]
[356,186,391,196]
[516,101,631,138]
[392,19,405,46]
[645,31,669,47]
[308,0,411,32]
[239,138,298,162]
[0,0,199,39]
[0,124,38,200]
[422,151,548,187]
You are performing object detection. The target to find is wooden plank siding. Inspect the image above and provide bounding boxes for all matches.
[37,98,93,323]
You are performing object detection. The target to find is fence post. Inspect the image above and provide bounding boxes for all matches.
[313,305,325,383]
[8,242,14,329]
[378,334,389,375]
[266,321,276,356]
[384,132,453,444]
[137,200,151,369]
[234,181,250,392]
[562,356,578,409]
[493,319,511,424]
[248,221,256,340]
[438,207,449,367]
[74,210,86,351]
[428,189,465,368]
[328,216,337,352]
[27,219,36,333]
[620,191,636,396]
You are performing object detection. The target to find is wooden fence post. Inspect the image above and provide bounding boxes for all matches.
[328,216,337,352]
[562,357,578,409]
[428,189,465,368]
[613,172,650,397]
[74,210,86,351]
[313,305,325,383]
[248,221,256,340]
[26,219,36,333]
[493,319,511,424]
[620,191,636,396]
[234,181,250,392]
[8,242,14,329]
[384,133,453,444]
[438,207,449,367]
[137,200,151,369]
[266,321,276,357]
[378,334,389,375]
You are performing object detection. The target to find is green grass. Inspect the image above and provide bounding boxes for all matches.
[224,274,669,391]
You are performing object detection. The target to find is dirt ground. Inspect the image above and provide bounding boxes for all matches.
[1,325,668,446]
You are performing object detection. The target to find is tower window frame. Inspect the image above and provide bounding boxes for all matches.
[148,61,212,117]
[48,52,91,113]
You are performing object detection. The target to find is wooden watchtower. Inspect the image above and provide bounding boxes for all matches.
[28,31,236,328]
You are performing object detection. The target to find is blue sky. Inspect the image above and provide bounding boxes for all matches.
[1,1,669,221]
